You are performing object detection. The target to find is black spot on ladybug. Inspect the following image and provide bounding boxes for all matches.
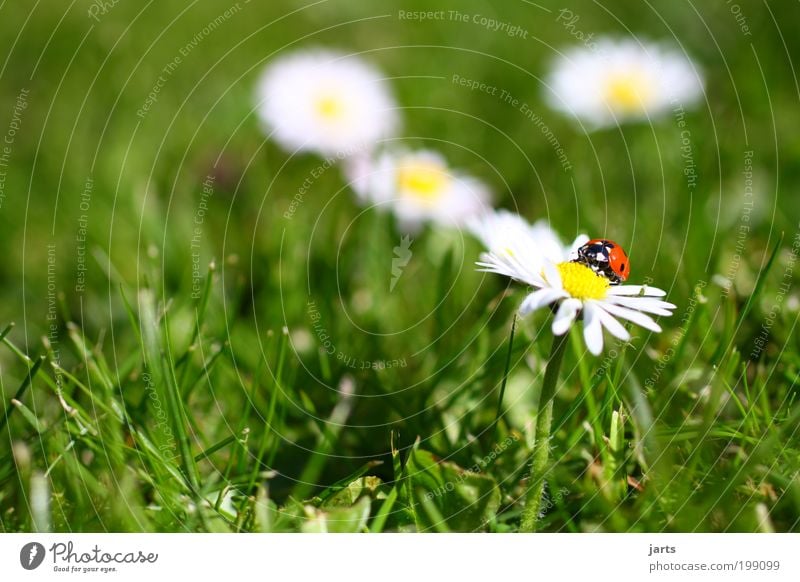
[620,263,625,271]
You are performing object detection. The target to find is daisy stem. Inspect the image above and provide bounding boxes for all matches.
[520,331,569,532]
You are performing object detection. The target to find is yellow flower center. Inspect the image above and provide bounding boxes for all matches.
[314,94,345,120]
[604,71,654,112]
[397,158,449,204]
[556,261,609,300]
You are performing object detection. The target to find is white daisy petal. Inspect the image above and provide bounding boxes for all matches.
[469,210,534,251]
[606,296,676,316]
[476,252,544,288]
[501,251,547,287]
[598,301,662,333]
[552,298,582,336]
[530,220,571,263]
[520,289,568,316]
[542,261,563,290]
[582,303,604,355]
[469,211,564,277]
[626,305,673,317]
[476,254,521,279]
[612,297,676,310]
[589,301,631,341]
[607,285,667,297]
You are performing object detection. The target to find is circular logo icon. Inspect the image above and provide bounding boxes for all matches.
[20,542,46,570]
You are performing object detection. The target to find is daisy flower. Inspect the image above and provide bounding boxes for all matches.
[347,149,491,230]
[472,210,675,355]
[545,38,703,128]
[255,49,399,156]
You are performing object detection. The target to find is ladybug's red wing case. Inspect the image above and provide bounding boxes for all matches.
[573,238,630,284]
[607,244,630,281]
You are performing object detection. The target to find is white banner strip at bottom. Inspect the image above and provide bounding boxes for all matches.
[1,533,798,581]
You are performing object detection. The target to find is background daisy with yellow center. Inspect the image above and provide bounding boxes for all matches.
[545,38,704,128]
[255,49,399,156]
[348,149,491,231]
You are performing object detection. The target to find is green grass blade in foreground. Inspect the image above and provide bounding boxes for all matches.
[0,355,45,431]
[291,376,356,504]
[712,233,783,364]
[492,314,517,441]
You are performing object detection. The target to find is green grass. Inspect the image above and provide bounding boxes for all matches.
[1,0,800,532]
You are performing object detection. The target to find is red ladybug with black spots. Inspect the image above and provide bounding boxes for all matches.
[573,239,630,285]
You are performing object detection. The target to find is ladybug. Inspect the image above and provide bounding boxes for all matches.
[573,238,630,284]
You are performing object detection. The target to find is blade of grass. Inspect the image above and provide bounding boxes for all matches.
[491,314,517,441]
[10,399,46,434]
[0,355,45,431]
[291,376,356,503]
[245,328,287,495]
[369,481,398,532]
[712,233,783,364]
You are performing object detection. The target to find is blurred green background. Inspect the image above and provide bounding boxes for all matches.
[1,0,799,532]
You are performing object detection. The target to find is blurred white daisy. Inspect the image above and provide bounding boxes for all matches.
[472,210,675,355]
[348,149,491,230]
[545,38,703,128]
[255,49,399,156]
